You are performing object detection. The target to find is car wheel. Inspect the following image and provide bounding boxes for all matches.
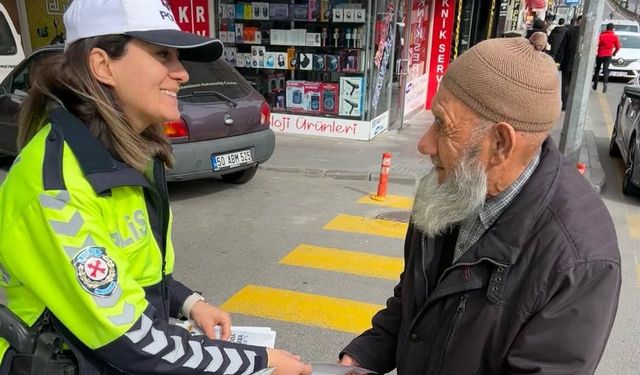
[221,165,258,184]
[609,124,621,158]
[622,143,640,196]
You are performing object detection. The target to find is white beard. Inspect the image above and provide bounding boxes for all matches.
[411,155,488,237]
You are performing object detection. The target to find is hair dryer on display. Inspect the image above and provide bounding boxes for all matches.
[344,98,358,115]
[333,28,339,48]
[345,80,360,96]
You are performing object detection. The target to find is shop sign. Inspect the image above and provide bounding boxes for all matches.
[270,112,387,141]
[407,0,431,82]
[425,0,455,109]
[169,0,210,36]
[46,0,72,15]
[510,0,522,31]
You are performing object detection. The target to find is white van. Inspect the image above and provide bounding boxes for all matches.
[601,19,640,33]
[0,3,25,83]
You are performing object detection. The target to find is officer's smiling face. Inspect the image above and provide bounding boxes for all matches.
[91,39,189,133]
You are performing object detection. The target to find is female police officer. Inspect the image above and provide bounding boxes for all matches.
[0,1,312,374]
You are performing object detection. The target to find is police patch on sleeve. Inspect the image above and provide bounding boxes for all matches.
[72,247,118,297]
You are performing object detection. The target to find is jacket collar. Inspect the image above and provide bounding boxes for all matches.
[48,107,150,195]
[456,138,562,265]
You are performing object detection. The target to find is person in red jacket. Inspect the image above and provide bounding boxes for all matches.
[593,23,621,93]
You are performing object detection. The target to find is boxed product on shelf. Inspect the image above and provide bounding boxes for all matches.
[343,9,355,22]
[273,51,288,69]
[340,49,359,72]
[235,3,245,19]
[226,4,236,19]
[332,8,343,22]
[235,52,246,68]
[295,29,307,46]
[219,24,228,42]
[286,81,306,111]
[218,4,224,18]
[326,54,340,72]
[261,3,270,20]
[251,46,266,68]
[354,9,365,22]
[269,3,289,20]
[312,54,325,71]
[287,48,297,69]
[228,28,236,43]
[292,4,308,20]
[255,29,262,44]
[267,74,278,92]
[243,3,252,19]
[225,47,237,65]
[304,82,322,113]
[244,26,259,43]
[321,83,339,114]
[308,0,318,21]
[297,52,313,70]
[320,0,331,22]
[235,24,244,43]
[264,52,277,69]
[339,76,364,116]
[243,53,252,68]
[306,33,322,47]
[252,3,261,19]
[273,89,286,110]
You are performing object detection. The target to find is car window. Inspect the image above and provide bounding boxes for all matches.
[619,34,640,49]
[601,24,639,33]
[180,59,253,103]
[0,13,17,56]
[10,52,56,95]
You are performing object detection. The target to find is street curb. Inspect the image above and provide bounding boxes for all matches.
[259,164,419,185]
[584,130,606,194]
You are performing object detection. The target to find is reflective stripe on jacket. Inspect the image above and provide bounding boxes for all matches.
[0,108,267,374]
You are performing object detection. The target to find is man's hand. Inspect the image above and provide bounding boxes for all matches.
[267,348,312,375]
[189,301,232,340]
[339,354,360,367]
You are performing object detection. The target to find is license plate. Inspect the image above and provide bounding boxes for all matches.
[211,149,253,171]
[610,71,628,77]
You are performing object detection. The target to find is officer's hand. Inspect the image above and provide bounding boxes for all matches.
[339,354,360,367]
[190,301,232,340]
[267,348,312,375]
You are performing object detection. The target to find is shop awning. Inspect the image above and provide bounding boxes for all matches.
[526,0,547,9]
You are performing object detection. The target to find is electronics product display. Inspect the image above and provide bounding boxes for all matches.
[219,1,369,119]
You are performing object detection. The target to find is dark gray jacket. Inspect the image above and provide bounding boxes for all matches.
[341,140,621,375]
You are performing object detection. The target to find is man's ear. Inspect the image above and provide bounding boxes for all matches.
[489,122,517,167]
[88,47,116,87]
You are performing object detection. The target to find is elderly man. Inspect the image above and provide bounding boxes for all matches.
[339,37,620,374]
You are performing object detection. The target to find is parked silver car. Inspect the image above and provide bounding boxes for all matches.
[0,45,275,184]
[611,76,640,196]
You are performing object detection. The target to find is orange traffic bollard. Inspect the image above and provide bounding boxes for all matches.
[576,162,586,175]
[372,152,392,201]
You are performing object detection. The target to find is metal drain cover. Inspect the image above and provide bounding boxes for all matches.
[376,211,411,223]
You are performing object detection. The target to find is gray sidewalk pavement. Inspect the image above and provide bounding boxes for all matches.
[262,108,606,193]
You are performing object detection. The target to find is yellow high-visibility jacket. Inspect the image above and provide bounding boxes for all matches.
[0,108,267,374]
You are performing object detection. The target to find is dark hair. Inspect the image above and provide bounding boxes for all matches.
[533,18,545,30]
[606,23,614,30]
[558,18,565,25]
[576,15,583,22]
[18,35,174,171]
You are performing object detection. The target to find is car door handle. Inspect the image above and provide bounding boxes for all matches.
[224,113,234,126]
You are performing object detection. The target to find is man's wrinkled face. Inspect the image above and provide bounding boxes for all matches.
[412,87,493,236]
[418,87,491,184]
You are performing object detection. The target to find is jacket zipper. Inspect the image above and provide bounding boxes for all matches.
[149,159,170,318]
[437,294,468,373]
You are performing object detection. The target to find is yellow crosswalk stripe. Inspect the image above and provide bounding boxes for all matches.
[280,244,403,280]
[357,194,414,210]
[628,214,640,239]
[221,285,383,334]
[323,214,408,239]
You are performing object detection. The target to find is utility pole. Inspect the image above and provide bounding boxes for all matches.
[559,0,605,163]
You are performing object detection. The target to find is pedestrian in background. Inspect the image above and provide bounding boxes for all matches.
[555,14,582,110]
[593,23,621,93]
[338,35,620,375]
[548,18,568,57]
[0,0,312,373]
[526,18,547,39]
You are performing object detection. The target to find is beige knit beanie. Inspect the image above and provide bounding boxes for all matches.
[441,37,561,132]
